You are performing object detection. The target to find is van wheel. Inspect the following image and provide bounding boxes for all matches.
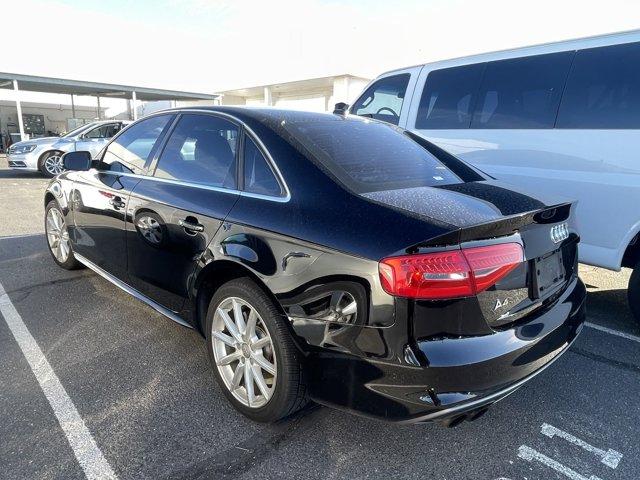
[629,263,640,323]
[39,150,66,177]
[205,278,307,422]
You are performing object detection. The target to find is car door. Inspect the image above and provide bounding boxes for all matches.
[71,114,175,280]
[125,112,241,311]
[75,122,125,158]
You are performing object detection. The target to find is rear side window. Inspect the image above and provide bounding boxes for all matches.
[471,52,573,128]
[282,117,463,193]
[243,136,282,197]
[557,42,640,128]
[415,63,484,129]
[102,115,172,173]
[154,114,239,188]
[351,74,410,125]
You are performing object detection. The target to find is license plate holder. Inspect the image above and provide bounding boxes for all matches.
[534,250,565,298]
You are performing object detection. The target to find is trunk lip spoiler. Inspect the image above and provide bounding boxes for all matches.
[410,202,574,250]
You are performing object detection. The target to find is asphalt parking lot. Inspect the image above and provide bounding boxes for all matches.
[1,156,639,480]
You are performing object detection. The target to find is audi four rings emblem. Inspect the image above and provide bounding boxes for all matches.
[550,223,569,244]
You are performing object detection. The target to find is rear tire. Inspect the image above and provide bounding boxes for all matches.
[629,263,640,323]
[205,278,307,422]
[45,200,82,270]
[39,150,65,178]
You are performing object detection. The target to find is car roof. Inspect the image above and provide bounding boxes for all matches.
[153,106,390,134]
[159,105,339,124]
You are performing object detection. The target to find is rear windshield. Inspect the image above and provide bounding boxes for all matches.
[281,116,463,193]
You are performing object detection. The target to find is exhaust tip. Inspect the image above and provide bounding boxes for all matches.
[440,414,467,428]
[438,406,491,428]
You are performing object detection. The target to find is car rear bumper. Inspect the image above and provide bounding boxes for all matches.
[306,276,586,423]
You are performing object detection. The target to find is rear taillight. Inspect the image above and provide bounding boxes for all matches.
[379,243,524,300]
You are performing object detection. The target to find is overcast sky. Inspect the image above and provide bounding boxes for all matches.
[3,0,640,97]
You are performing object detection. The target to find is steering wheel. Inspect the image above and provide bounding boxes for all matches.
[376,107,399,120]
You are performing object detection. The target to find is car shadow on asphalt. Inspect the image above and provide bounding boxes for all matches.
[586,287,639,334]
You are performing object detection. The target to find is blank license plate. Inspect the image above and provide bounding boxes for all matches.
[535,250,565,297]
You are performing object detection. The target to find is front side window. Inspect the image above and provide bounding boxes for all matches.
[282,116,463,193]
[84,123,122,139]
[557,42,640,128]
[351,74,410,125]
[470,52,574,129]
[243,136,282,197]
[102,115,172,173]
[154,114,238,189]
[415,63,484,129]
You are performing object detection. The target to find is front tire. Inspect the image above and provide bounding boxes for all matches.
[206,278,307,422]
[39,150,65,178]
[45,200,81,270]
[629,263,640,323]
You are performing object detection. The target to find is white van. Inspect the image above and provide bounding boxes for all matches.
[349,30,640,321]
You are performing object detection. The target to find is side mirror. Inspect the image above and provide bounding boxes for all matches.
[62,151,92,171]
[333,102,350,115]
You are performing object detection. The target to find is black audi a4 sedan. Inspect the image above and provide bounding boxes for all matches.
[44,107,585,425]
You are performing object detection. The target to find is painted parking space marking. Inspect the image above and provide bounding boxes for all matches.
[518,445,603,480]
[513,422,625,480]
[541,423,622,469]
[0,279,118,480]
[585,322,640,344]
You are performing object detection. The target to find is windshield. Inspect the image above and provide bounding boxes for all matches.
[280,115,463,193]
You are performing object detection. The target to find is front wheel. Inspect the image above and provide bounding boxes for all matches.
[629,263,640,323]
[205,278,307,422]
[39,150,66,177]
[45,200,82,270]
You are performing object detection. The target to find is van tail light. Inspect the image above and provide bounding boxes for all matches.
[378,243,524,300]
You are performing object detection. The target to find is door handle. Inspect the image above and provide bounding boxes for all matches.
[109,197,126,209]
[179,218,205,233]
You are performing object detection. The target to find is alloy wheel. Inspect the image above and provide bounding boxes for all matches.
[211,297,277,408]
[44,153,65,175]
[46,207,70,263]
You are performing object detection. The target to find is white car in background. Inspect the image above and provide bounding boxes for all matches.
[349,29,640,321]
[7,120,130,177]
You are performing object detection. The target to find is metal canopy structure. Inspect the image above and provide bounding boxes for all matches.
[0,72,219,140]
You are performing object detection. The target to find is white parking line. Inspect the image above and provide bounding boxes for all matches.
[585,322,640,344]
[518,445,602,480]
[0,280,118,480]
[541,423,622,469]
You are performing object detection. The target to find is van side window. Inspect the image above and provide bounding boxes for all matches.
[470,52,574,129]
[557,42,640,129]
[351,74,410,125]
[415,64,484,129]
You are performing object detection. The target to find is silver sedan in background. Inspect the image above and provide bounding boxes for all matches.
[7,120,130,177]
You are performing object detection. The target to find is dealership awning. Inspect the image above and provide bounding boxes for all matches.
[0,72,219,140]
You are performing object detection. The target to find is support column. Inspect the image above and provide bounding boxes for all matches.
[132,91,138,120]
[96,96,101,119]
[70,94,76,118]
[13,80,26,141]
[263,86,272,106]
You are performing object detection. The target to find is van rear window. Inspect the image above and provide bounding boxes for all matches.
[557,41,640,128]
[281,116,464,193]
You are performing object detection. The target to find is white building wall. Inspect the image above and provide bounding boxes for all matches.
[0,100,108,137]
[219,75,371,112]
